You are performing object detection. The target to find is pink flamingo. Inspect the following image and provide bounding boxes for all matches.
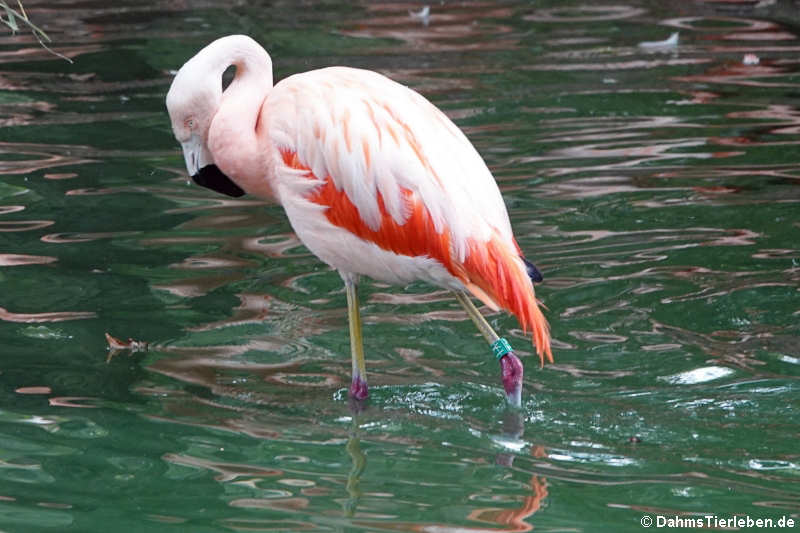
[166,35,552,406]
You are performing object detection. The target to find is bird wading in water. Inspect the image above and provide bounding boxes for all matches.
[166,35,552,407]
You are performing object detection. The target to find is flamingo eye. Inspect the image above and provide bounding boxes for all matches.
[186,118,195,130]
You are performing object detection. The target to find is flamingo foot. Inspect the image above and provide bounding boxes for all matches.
[499,352,524,408]
[349,374,368,401]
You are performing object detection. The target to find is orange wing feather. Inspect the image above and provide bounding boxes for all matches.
[280,149,553,365]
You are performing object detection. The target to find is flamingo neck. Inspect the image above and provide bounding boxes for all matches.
[207,38,275,198]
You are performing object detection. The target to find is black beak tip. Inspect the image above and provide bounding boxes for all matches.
[191,165,246,198]
[523,257,544,283]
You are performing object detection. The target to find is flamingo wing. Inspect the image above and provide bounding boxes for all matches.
[265,67,551,362]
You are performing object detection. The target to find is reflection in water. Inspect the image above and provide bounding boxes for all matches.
[344,414,366,518]
[151,376,549,532]
[164,453,283,483]
[41,231,142,244]
[0,253,57,265]
[525,5,647,22]
[0,307,96,323]
[0,220,54,232]
[345,3,516,54]
[467,413,548,533]
[0,1,799,531]
[0,142,96,174]
[340,410,549,532]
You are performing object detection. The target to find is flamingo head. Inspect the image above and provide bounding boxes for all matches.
[166,61,221,180]
[166,35,270,197]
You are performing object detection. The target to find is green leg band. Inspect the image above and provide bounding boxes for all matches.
[492,337,513,360]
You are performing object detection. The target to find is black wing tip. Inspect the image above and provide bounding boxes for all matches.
[191,164,246,197]
[523,257,544,283]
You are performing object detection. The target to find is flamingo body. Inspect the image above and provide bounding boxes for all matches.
[166,35,551,404]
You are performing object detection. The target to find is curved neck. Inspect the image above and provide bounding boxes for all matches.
[212,36,273,133]
[219,57,272,132]
[205,36,275,198]
[197,35,273,87]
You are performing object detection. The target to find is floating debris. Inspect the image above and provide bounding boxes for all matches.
[742,53,760,65]
[105,332,148,362]
[409,6,430,21]
[638,31,679,49]
[409,6,430,18]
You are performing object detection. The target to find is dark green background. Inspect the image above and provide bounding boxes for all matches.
[0,1,797,531]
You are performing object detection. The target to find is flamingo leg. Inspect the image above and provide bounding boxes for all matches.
[453,291,499,344]
[345,279,369,400]
[453,291,524,408]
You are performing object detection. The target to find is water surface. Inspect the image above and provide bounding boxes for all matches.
[0,1,798,531]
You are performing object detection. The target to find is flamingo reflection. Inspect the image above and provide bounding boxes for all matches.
[344,409,548,532]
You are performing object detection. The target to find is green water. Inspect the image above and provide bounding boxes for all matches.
[1,1,798,531]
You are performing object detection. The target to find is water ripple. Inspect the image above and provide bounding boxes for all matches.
[0,2,799,532]
[0,307,96,323]
[0,254,57,266]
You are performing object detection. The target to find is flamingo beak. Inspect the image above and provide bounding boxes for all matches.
[180,135,213,177]
[180,136,245,198]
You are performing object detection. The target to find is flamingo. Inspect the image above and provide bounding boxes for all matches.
[165,35,552,407]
